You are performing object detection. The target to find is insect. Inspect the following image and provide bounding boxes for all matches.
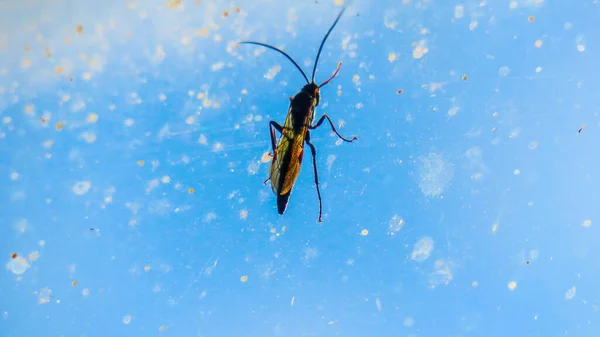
[239,5,357,222]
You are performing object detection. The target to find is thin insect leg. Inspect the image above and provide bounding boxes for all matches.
[309,114,357,143]
[318,62,342,88]
[264,121,284,184]
[305,132,323,223]
[269,120,284,154]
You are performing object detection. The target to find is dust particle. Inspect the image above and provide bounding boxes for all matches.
[583,219,592,227]
[144,265,151,271]
[388,52,397,62]
[534,39,543,48]
[167,0,181,8]
[565,286,576,300]
[159,325,168,331]
[124,118,134,127]
[82,288,89,296]
[87,113,98,123]
[240,209,248,220]
[411,237,434,262]
[222,11,229,17]
[76,25,83,34]
[334,0,344,5]
[360,229,369,236]
[188,188,195,194]
[38,287,52,304]
[462,74,467,80]
[492,223,499,232]
[123,315,132,324]
[472,281,478,287]
[11,253,17,259]
[72,181,92,195]
[498,66,510,76]
[528,16,535,22]
[138,160,144,166]
[72,280,78,286]
[508,281,517,290]
[240,275,248,283]
[396,89,403,94]
[28,251,40,262]
[56,121,65,130]
[161,176,171,184]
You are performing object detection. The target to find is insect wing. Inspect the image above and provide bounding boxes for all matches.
[269,106,305,196]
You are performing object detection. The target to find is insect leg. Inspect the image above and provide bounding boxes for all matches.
[264,121,284,184]
[269,120,283,153]
[309,114,357,143]
[305,132,323,223]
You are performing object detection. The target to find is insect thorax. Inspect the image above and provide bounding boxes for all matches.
[290,83,319,128]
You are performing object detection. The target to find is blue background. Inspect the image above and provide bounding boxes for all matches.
[1,0,599,336]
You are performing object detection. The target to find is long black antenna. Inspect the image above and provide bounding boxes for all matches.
[238,41,309,83]
[311,5,348,83]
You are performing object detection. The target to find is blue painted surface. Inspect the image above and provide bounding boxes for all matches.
[2,1,599,336]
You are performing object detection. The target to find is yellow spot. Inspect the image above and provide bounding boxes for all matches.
[528,16,535,22]
[534,39,543,48]
[195,28,209,38]
[25,105,34,115]
[144,265,151,271]
[167,0,182,8]
[138,160,145,166]
[72,280,78,286]
[583,219,592,228]
[360,229,369,236]
[56,67,64,75]
[56,121,65,131]
[334,0,344,5]
[508,281,517,290]
[87,113,98,123]
[462,74,467,80]
[83,72,92,81]
[196,92,205,100]
[21,58,31,69]
[159,325,168,332]
[188,187,195,194]
[388,52,397,62]
[240,275,248,283]
[76,25,83,34]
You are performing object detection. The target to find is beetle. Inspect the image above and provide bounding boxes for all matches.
[239,5,357,223]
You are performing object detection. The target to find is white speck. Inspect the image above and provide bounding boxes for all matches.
[38,287,52,304]
[6,257,30,275]
[326,155,336,171]
[82,288,90,296]
[454,5,464,19]
[535,66,542,73]
[159,93,167,101]
[72,181,92,195]
[81,132,97,143]
[240,209,248,220]
[161,176,171,184]
[499,66,510,76]
[9,172,19,180]
[212,142,224,152]
[411,237,434,262]
[583,219,592,228]
[528,141,538,149]
[418,153,454,197]
[448,106,458,116]
[123,315,132,324]
[403,317,414,327]
[469,20,478,31]
[509,1,518,9]
[185,116,195,125]
[388,215,405,235]
[565,286,576,300]
[124,118,134,127]
[376,297,382,312]
[291,296,295,306]
[513,169,520,175]
[508,281,517,290]
[145,179,159,194]
[211,62,225,72]
[265,65,281,80]
[42,140,54,149]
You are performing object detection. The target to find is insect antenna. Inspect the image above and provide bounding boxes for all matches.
[318,62,342,88]
[311,5,348,83]
[238,41,309,83]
